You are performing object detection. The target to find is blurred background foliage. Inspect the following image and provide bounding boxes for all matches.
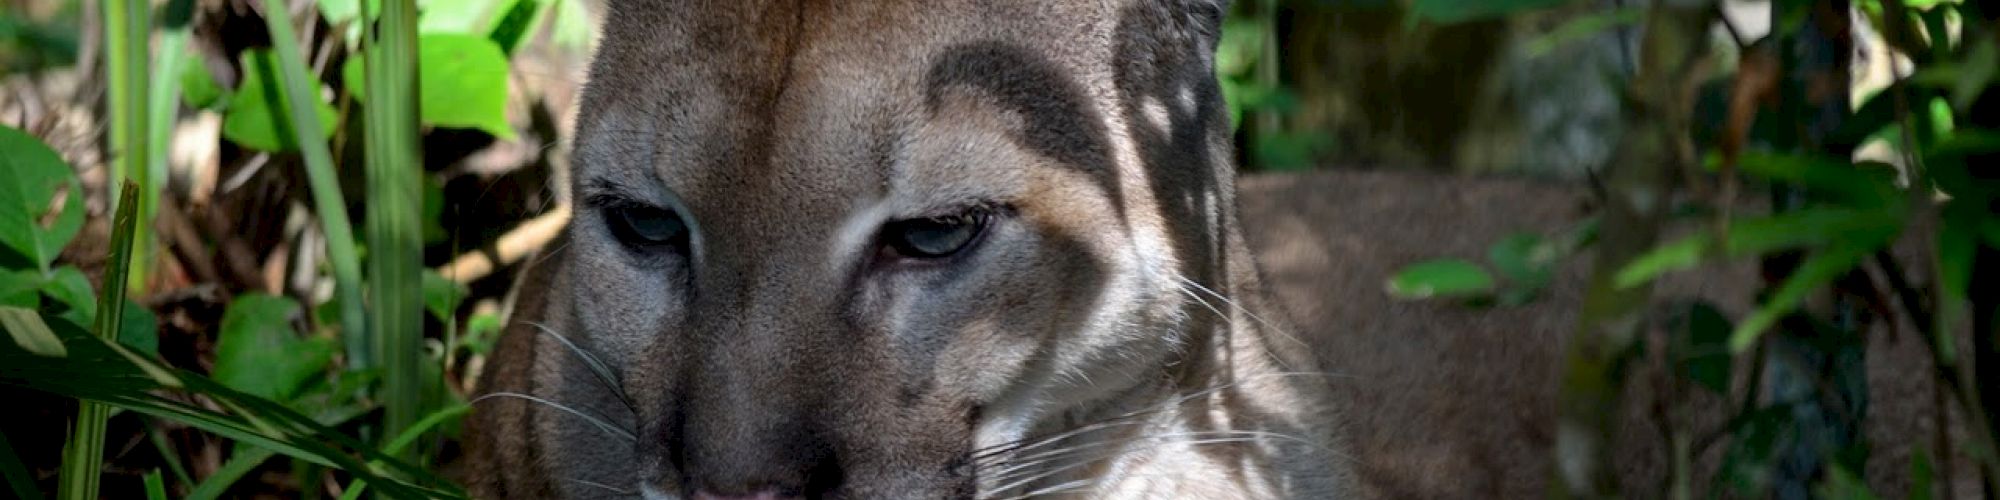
[0,0,1997,497]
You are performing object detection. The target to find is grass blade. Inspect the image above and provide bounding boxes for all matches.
[0,429,44,500]
[2,317,467,498]
[335,403,472,500]
[256,0,370,369]
[361,0,427,460]
[58,182,141,500]
[131,0,196,294]
[142,470,167,500]
[184,446,273,500]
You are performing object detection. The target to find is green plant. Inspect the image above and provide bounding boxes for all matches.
[1392,0,2000,495]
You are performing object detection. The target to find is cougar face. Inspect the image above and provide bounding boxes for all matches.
[481,0,1342,498]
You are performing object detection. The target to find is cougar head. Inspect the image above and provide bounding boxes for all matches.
[561,0,1239,497]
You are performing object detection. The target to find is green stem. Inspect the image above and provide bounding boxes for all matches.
[257,0,370,370]
[59,183,142,500]
[363,0,426,463]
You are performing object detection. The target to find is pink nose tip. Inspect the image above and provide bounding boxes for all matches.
[691,492,790,500]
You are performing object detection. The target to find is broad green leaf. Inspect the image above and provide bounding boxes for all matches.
[40,266,93,321]
[1386,259,1496,300]
[1215,17,1267,77]
[0,269,41,308]
[118,299,158,358]
[1730,245,1875,352]
[344,34,516,139]
[1408,0,1570,25]
[179,59,228,110]
[0,126,85,272]
[1616,234,1708,289]
[221,50,339,152]
[460,311,503,354]
[418,0,497,34]
[0,306,64,357]
[1668,302,1732,393]
[422,270,467,323]
[212,294,335,401]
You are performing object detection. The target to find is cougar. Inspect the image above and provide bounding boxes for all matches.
[464,0,1351,498]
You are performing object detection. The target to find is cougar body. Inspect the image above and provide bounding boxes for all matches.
[465,1,1349,498]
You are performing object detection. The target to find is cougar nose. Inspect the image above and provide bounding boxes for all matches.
[691,491,795,500]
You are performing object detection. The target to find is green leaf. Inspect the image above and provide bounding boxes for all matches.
[1668,302,1732,393]
[460,312,502,355]
[1938,201,1981,301]
[178,59,228,110]
[1909,447,1935,500]
[1522,7,1645,57]
[221,50,339,152]
[486,0,545,56]
[343,33,516,139]
[1734,152,1900,207]
[0,270,42,308]
[1814,464,1880,500]
[1408,0,1570,25]
[1386,259,1497,300]
[211,294,335,401]
[417,0,497,34]
[118,299,158,358]
[422,270,467,323]
[1487,232,1557,304]
[1214,17,1267,78]
[186,446,274,500]
[0,321,465,498]
[0,126,85,272]
[1730,245,1874,352]
[1723,207,1903,257]
[41,266,94,321]
[0,429,43,500]
[0,306,65,357]
[143,470,167,500]
[1616,235,1709,290]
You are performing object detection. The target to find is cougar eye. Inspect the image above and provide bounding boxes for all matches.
[885,210,990,259]
[604,203,689,249]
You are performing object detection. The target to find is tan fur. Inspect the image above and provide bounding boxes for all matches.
[465,1,1348,498]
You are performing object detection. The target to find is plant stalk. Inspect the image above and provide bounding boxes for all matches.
[258,0,371,371]
[362,0,427,463]
[58,183,142,500]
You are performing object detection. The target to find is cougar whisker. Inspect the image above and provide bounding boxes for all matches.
[563,478,638,496]
[1173,275,1314,353]
[974,371,1356,465]
[981,435,1275,496]
[526,321,639,414]
[984,429,1338,484]
[470,391,637,443]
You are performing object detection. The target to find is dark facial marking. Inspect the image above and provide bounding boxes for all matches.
[923,41,1122,215]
